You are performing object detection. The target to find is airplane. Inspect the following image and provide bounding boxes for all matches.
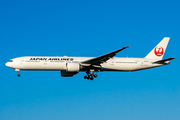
[5,37,176,80]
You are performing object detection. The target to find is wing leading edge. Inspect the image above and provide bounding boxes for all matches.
[81,46,130,66]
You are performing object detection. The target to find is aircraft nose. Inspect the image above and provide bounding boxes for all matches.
[5,62,10,67]
[5,61,15,68]
[5,62,8,66]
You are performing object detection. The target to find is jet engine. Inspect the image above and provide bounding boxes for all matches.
[61,71,78,77]
[66,63,80,72]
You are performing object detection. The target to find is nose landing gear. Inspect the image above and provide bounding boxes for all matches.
[15,69,21,77]
[17,73,21,77]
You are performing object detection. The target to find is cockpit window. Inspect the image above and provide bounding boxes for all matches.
[9,60,13,62]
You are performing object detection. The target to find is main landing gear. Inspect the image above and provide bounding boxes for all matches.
[15,69,21,77]
[84,71,98,80]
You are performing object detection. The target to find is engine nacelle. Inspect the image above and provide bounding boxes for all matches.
[66,63,80,72]
[61,71,78,77]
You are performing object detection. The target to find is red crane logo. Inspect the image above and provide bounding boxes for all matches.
[154,46,164,56]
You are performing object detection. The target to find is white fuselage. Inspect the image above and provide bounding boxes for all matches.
[5,56,165,72]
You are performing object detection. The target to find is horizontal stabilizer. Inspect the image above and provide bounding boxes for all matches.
[153,57,176,64]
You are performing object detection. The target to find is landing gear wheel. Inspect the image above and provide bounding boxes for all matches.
[90,77,94,80]
[84,76,87,79]
[94,74,98,78]
[17,74,21,77]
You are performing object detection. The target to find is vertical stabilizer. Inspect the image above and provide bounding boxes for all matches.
[145,37,170,60]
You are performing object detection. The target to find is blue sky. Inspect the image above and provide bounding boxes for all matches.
[0,0,180,120]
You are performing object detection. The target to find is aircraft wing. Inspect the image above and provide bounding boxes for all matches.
[153,57,176,64]
[81,46,130,66]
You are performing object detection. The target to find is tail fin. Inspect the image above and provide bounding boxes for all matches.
[145,37,170,60]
